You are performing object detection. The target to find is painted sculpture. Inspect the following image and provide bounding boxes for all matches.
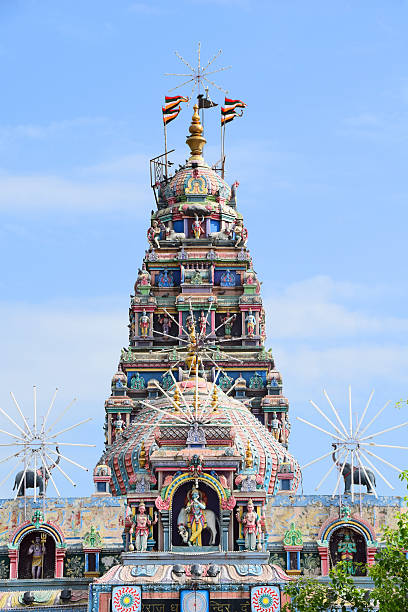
[129,502,157,552]
[139,310,150,337]
[28,533,46,579]
[236,499,260,551]
[337,532,357,575]
[332,444,376,495]
[13,446,60,497]
[177,487,218,547]
[245,310,256,337]
[147,220,161,249]
[192,214,205,239]
[158,314,172,337]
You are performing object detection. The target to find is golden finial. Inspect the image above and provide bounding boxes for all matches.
[139,441,146,469]
[186,104,206,160]
[245,439,253,469]
[211,385,218,412]
[173,386,181,413]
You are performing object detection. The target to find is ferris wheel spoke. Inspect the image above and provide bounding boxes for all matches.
[362,448,404,474]
[41,388,58,434]
[358,449,394,490]
[358,400,391,437]
[301,448,337,470]
[0,427,27,442]
[153,329,190,344]
[14,462,30,500]
[10,392,30,434]
[175,51,196,73]
[360,420,408,442]
[49,442,95,447]
[44,450,76,487]
[0,451,22,465]
[198,368,222,422]
[361,442,408,450]
[354,389,374,438]
[354,450,379,498]
[167,78,195,93]
[46,398,77,433]
[49,417,93,440]
[309,400,346,440]
[208,314,236,338]
[315,448,347,491]
[203,77,228,95]
[350,446,355,502]
[167,370,194,421]
[0,404,28,438]
[204,66,232,77]
[297,416,347,441]
[151,381,192,422]
[164,73,191,77]
[48,449,88,472]
[40,452,60,497]
[0,458,21,489]
[331,449,350,498]
[323,390,349,439]
[138,399,191,426]
[163,308,189,337]
[33,386,37,433]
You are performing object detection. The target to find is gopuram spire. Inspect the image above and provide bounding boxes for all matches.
[186,103,206,160]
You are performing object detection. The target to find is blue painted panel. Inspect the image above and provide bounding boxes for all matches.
[210,219,220,232]
[180,590,209,612]
[173,220,184,233]
[214,269,240,286]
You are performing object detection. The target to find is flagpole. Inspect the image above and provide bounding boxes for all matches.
[221,124,226,179]
[163,121,168,180]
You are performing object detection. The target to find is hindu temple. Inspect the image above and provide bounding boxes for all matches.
[0,102,402,612]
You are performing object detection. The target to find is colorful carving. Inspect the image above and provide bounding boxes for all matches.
[332,443,376,495]
[147,220,161,249]
[130,372,145,390]
[198,311,207,337]
[190,268,203,284]
[134,263,151,290]
[251,586,280,612]
[112,586,141,612]
[283,523,303,547]
[246,310,256,337]
[27,533,46,578]
[236,499,260,551]
[182,486,206,547]
[129,502,157,552]
[83,525,103,549]
[192,214,205,238]
[139,310,150,337]
[249,372,264,389]
[158,314,172,336]
[157,269,174,287]
[233,218,248,247]
[337,532,357,574]
[220,269,235,287]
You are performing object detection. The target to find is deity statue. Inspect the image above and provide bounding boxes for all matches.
[222,311,235,337]
[192,214,205,239]
[270,412,280,440]
[129,502,158,552]
[198,311,207,337]
[134,263,151,291]
[113,413,125,440]
[28,534,46,578]
[157,269,174,287]
[337,532,357,575]
[185,486,207,546]
[220,269,235,287]
[139,310,150,337]
[190,268,202,285]
[236,499,260,551]
[233,219,248,247]
[147,220,161,249]
[245,310,256,337]
[158,314,172,337]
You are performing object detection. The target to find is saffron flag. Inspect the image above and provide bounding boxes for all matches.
[221,111,238,126]
[225,97,247,107]
[163,106,181,125]
[165,95,189,104]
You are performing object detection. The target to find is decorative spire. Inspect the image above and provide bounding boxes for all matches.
[186,104,206,160]
[245,439,253,469]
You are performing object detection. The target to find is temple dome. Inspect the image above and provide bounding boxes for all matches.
[103,377,301,497]
[165,159,231,201]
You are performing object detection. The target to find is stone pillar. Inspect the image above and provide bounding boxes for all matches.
[178,312,183,337]
[161,511,170,551]
[255,311,260,336]
[221,511,230,551]
[107,415,112,445]
[318,545,329,576]
[55,545,66,578]
[367,546,377,566]
[149,312,154,337]
[8,548,18,579]
[210,309,216,334]
[241,310,246,336]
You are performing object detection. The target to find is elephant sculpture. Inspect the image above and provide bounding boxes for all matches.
[332,444,376,495]
[13,446,61,497]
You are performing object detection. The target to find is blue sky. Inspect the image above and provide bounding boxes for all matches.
[0,0,407,499]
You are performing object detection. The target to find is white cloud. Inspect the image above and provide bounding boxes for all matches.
[264,276,408,339]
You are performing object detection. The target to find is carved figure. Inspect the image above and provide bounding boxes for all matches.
[233,219,248,247]
[337,532,357,575]
[157,269,174,287]
[192,214,205,239]
[158,314,172,337]
[147,220,161,249]
[198,311,207,337]
[209,224,232,241]
[177,506,218,546]
[222,311,235,337]
[134,263,151,289]
[220,269,235,287]
[236,499,260,551]
[139,310,150,337]
[165,226,186,241]
[270,412,280,440]
[13,447,60,496]
[332,444,376,495]
[190,269,202,285]
[28,534,46,578]
[129,502,158,552]
[245,310,256,337]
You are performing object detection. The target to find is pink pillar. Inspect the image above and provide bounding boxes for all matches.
[367,546,377,566]
[318,546,329,576]
[8,549,18,579]
[178,311,183,335]
[211,310,215,333]
[55,547,66,578]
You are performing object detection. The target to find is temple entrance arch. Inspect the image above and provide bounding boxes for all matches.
[18,530,55,579]
[329,527,366,576]
[171,480,221,548]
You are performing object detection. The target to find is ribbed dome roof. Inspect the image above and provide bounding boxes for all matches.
[164,160,231,201]
[103,378,300,497]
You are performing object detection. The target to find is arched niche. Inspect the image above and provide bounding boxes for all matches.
[8,520,66,579]
[329,527,366,576]
[171,480,221,548]
[18,530,55,579]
